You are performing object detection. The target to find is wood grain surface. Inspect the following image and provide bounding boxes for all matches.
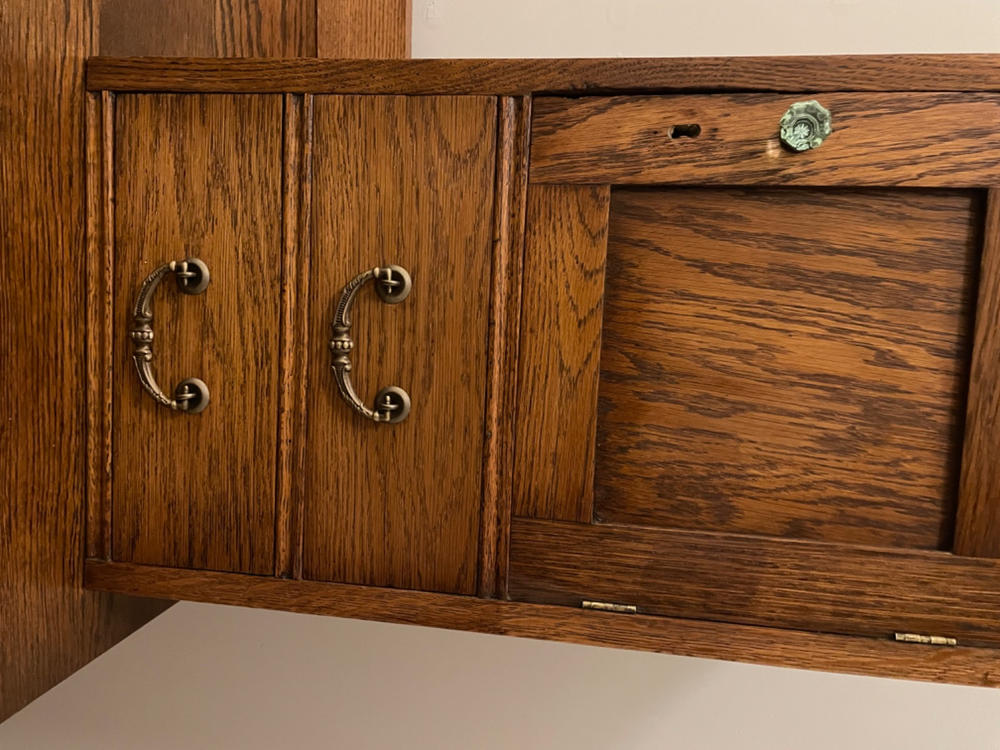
[4,0,406,721]
[112,94,283,574]
[0,0,171,720]
[96,0,315,56]
[508,518,1000,648]
[87,54,1000,95]
[302,96,496,594]
[85,560,1000,687]
[317,0,409,57]
[512,185,610,523]
[594,188,979,549]
[530,94,1000,186]
[956,190,1000,557]
[273,94,312,579]
[479,97,531,598]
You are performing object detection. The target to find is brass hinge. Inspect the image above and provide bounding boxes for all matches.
[894,632,958,646]
[582,600,637,614]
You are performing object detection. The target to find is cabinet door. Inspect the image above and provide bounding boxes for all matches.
[111,94,283,574]
[509,93,1000,646]
[302,96,496,594]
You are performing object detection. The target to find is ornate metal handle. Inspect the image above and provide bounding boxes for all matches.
[330,264,412,424]
[130,258,210,414]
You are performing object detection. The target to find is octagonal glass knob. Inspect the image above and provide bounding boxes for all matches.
[779,100,832,152]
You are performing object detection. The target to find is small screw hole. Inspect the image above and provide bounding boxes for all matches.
[669,123,701,139]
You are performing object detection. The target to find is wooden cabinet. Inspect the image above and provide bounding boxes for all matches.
[85,56,1000,686]
[509,93,1000,648]
[92,91,496,592]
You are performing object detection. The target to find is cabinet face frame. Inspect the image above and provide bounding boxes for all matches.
[85,55,1000,686]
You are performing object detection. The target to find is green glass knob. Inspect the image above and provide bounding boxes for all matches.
[779,100,832,152]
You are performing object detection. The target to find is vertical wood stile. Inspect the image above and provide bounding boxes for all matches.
[291,94,315,580]
[85,91,115,561]
[512,185,611,523]
[275,94,310,578]
[955,189,1000,557]
[479,96,531,598]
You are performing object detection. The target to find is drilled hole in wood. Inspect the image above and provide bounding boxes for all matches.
[669,123,701,138]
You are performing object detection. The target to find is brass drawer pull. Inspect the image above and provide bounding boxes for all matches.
[330,264,412,424]
[129,258,210,414]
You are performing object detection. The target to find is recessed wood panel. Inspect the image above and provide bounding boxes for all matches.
[530,94,1000,186]
[302,95,495,594]
[594,188,980,550]
[112,94,282,574]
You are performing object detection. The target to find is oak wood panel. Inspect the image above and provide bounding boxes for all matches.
[87,54,1000,95]
[530,94,1000,186]
[112,94,283,574]
[956,190,1000,557]
[594,188,979,550]
[97,0,315,57]
[480,97,531,598]
[508,518,1000,648]
[85,560,1000,687]
[317,0,409,58]
[302,96,496,594]
[513,185,610,523]
[0,0,167,721]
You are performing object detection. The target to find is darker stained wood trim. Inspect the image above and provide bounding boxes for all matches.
[87,54,1000,95]
[955,189,1000,557]
[274,93,312,579]
[479,96,531,599]
[85,90,115,562]
[84,559,1000,687]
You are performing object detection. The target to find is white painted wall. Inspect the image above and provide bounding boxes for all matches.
[5,2,1000,747]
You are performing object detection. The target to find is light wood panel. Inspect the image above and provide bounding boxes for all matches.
[512,185,610,523]
[85,560,1000,688]
[530,94,1000,186]
[96,0,315,56]
[956,189,1000,557]
[508,518,1000,648]
[302,95,495,594]
[112,94,283,574]
[317,0,409,57]
[594,188,979,549]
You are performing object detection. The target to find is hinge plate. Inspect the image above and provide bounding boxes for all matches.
[582,600,637,614]
[894,632,958,646]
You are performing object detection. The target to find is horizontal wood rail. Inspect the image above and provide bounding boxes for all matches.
[87,54,1000,95]
[508,518,1000,648]
[85,560,1000,687]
